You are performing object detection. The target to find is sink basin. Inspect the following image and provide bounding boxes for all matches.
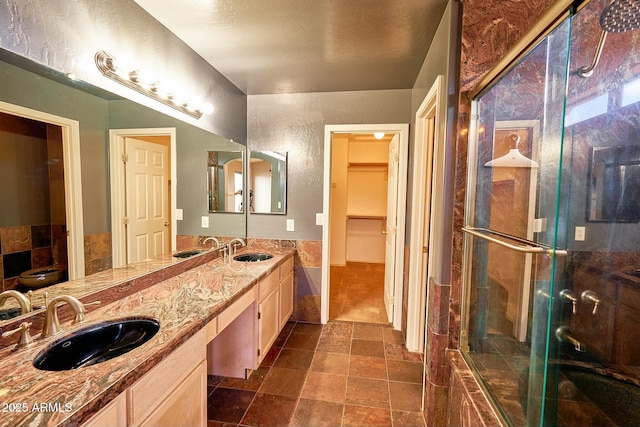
[0,307,22,321]
[33,318,160,371]
[623,269,640,278]
[173,250,204,258]
[233,253,274,262]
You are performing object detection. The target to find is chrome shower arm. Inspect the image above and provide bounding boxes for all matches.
[578,30,608,78]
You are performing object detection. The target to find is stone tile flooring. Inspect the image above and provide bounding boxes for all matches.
[207,321,426,427]
[330,262,388,324]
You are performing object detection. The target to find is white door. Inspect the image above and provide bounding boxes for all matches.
[384,134,400,322]
[125,137,169,263]
[420,117,436,299]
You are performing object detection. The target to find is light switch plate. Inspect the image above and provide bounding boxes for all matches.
[533,218,547,233]
[575,226,586,241]
[201,216,209,228]
[286,219,295,231]
[175,209,183,221]
[316,213,323,226]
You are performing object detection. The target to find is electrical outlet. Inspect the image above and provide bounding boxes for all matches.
[286,219,295,231]
[201,216,209,228]
[175,209,183,221]
[316,213,323,226]
[575,226,586,241]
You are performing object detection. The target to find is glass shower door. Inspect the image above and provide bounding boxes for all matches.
[461,17,572,427]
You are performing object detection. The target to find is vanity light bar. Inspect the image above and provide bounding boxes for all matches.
[94,50,212,119]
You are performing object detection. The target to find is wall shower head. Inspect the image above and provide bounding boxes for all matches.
[600,0,640,33]
[579,0,640,77]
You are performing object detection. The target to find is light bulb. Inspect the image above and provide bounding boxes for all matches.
[202,103,214,115]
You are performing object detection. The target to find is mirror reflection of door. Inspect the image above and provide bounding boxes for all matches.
[124,137,170,264]
[208,151,244,213]
[252,159,272,212]
[249,151,287,214]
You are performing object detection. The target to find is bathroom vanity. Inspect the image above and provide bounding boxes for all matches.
[0,244,295,427]
[570,268,640,365]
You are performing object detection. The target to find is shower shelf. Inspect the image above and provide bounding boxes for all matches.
[462,226,567,256]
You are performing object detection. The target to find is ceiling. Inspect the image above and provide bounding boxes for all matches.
[133,0,448,95]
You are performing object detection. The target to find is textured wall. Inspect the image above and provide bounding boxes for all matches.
[0,0,246,143]
[247,89,412,241]
[0,0,247,272]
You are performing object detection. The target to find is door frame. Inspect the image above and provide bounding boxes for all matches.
[0,100,85,279]
[109,128,177,268]
[321,123,409,329]
[406,76,447,352]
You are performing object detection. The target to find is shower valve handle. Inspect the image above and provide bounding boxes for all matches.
[559,289,578,315]
[581,290,600,315]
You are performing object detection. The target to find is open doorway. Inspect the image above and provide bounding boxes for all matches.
[329,132,392,323]
[321,124,409,329]
[0,100,84,284]
[109,128,176,267]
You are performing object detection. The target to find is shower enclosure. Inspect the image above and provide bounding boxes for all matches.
[461,0,640,425]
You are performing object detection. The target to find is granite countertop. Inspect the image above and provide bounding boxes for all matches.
[0,245,294,427]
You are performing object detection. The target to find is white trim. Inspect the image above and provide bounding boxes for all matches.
[406,76,447,352]
[321,123,409,329]
[109,128,177,268]
[0,100,85,280]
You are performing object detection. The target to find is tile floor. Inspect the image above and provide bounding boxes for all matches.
[207,321,426,427]
[329,262,388,324]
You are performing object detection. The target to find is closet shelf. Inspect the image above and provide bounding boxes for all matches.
[346,214,386,220]
[347,162,388,168]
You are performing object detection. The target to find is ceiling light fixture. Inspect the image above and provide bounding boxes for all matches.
[374,132,385,139]
[94,50,213,119]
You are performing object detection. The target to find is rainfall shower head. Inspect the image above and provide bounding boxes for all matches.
[600,0,640,33]
[579,0,640,77]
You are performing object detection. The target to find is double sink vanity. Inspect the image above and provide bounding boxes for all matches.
[0,242,295,427]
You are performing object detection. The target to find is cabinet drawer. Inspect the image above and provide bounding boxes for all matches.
[259,269,279,302]
[128,329,205,425]
[279,256,294,281]
[619,284,640,310]
[218,287,257,332]
[574,271,616,301]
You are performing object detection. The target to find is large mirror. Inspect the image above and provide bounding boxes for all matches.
[208,151,245,213]
[249,151,288,214]
[587,145,640,222]
[0,49,246,325]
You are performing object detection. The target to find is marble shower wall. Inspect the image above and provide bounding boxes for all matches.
[442,0,558,425]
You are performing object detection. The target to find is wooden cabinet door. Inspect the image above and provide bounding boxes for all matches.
[128,330,205,425]
[139,361,207,427]
[259,286,280,362]
[615,305,640,365]
[279,270,294,329]
[80,392,126,427]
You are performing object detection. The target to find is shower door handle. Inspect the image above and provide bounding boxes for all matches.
[462,227,567,256]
